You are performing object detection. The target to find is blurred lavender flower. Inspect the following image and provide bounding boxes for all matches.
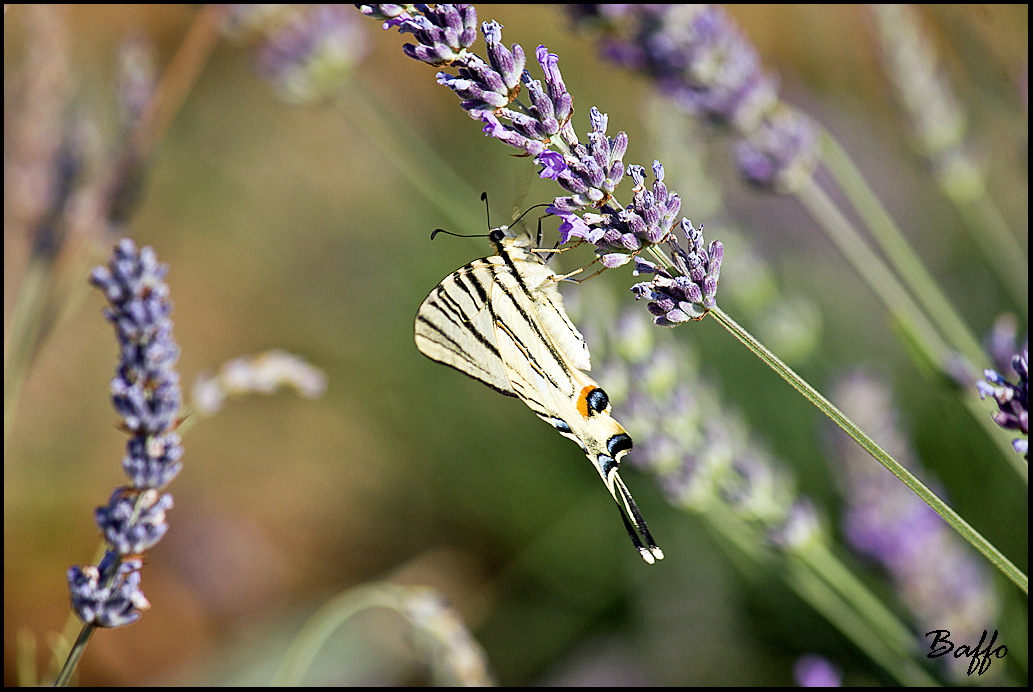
[830,374,1000,671]
[4,4,71,241]
[231,4,369,104]
[985,314,1023,375]
[568,4,818,193]
[359,4,722,321]
[977,345,1029,457]
[793,654,842,687]
[870,4,985,202]
[192,349,328,416]
[67,557,149,629]
[66,239,182,628]
[403,588,495,686]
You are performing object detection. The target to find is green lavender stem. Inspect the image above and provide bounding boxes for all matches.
[819,129,1005,360]
[53,625,94,687]
[273,586,405,685]
[4,255,52,452]
[334,81,483,233]
[793,176,1022,468]
[710,304,1027,594]
[955,194,1028,316]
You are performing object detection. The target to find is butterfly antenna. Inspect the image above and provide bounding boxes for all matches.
[430,228,490,240]
[611,471,664,563]
[481,191,492,230]
[511,202,553,229]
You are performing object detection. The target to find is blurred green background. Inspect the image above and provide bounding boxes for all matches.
[4,4,1027,686]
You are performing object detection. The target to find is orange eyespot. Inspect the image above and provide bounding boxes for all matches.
[577,385,610,417]
[577,385,594,418]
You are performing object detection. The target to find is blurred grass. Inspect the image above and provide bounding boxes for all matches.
[4,4,1028,686]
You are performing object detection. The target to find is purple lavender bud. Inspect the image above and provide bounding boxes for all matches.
[122,432,183,488]
[398,4,477,66]
[480,112,546,157]
[536,45,573,130]
[978,345,1029,456]
[523,75,562,138]
[68,557,149,628]
[91,240,182,437]
[629,219,722,325]
[624,160,680,244]
[355,4,411,27]
[482,20,525,91]
[437,59,509,113]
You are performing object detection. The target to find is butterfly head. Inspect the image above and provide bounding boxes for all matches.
[489,224,534,250]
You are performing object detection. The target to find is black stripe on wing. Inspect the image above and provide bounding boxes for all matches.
[415,261,517,397]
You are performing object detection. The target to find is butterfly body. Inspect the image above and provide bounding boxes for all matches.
[415,225,663,563]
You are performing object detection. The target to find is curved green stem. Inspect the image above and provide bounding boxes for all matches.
[819,130,1007,360]
[794,177,1020,466]
[273,586,406,686]
[955,195,1028,316]
[710,305,1027,594]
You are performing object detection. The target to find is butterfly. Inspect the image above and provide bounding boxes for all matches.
[414,222,663,563]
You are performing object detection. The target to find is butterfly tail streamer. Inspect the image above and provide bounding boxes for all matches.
[609,470,664,564]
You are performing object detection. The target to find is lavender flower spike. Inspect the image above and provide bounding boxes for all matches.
[978,345,1029,456]
[359,5,721,322]
[67,239,182,628]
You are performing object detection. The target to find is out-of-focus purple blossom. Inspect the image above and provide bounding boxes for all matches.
[793,654,842,687]
[91,241,182,438]
[68,239,182,628]
[830,374,1000,667]
[360,5,721,322]
[5,4,71,237]
[402,587,496,686]
[735,105,818,193]
[568,5,818,193]
[96,488,174,556]
[631,219,723,326]
[251,4,369,104]
[978,345,1029,456]
[67,557,149,629]
[116,37,156,135]
[985,314,1024,375]
[768,498,821,550]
